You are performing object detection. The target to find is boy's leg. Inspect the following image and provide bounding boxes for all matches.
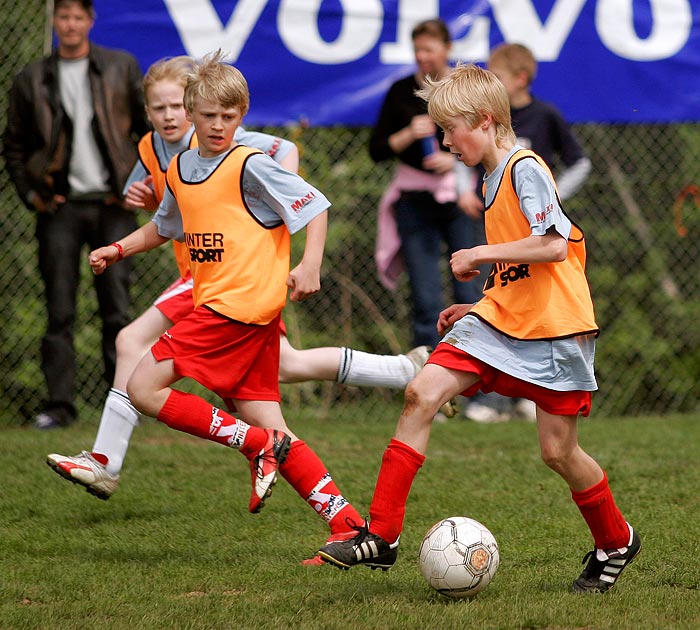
[92,307,173,472]
[47,307,173,496]
[536,409,640,592]
[128,352,290,513]
[318,365,476,570]
[278,334,427,388]
[235,399,365,561]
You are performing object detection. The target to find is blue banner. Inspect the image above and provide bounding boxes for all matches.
[91,0,700,125]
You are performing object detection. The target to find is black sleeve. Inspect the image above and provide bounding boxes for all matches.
[368,82,404,163]
[368,76,440,171]
[2,72,35,208]
[126,54,150,139]
[547,106,586,167]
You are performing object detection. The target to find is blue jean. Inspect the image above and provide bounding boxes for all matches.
[395,191,485,348]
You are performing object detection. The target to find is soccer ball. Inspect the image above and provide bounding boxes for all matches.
[418,516,500,599]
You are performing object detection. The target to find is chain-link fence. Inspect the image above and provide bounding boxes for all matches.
[1,3,698,424]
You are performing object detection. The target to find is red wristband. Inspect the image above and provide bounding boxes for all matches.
[110,242,124,261]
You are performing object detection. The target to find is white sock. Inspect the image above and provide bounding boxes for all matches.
[92,388,140,476]
[337,348,416,388]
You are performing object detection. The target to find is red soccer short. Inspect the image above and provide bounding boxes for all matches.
[429,342,592,417]
[154,274,289,338]
[153,275,195,324]
[151,306,282,405]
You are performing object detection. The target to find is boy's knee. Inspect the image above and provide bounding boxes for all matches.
[126,378,148,414]
[404,380,441,413]
[540,442,569,472]
[115,325,130,354]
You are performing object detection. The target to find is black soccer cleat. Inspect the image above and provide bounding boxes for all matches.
[572,526,641,593]
[317,521,399,571]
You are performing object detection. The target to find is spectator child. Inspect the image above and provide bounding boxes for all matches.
[488,42,591,201]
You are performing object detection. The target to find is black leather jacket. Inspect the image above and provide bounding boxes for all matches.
[2,43,150,208]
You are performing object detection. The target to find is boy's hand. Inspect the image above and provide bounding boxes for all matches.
[437,304,473,335]
[89,245,120,275]
[125,175,158,211]
[286,262,321,302]
[450,248,482,282]
[423,150,455,174]
[410,114,436,139]
[457,190,484,219]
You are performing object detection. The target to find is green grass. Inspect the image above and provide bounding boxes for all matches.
[1,404,699,629]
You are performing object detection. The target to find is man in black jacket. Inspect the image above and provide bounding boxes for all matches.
[3,0,150,428]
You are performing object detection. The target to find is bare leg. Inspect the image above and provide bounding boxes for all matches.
[126,351,180,417]
[535,408,603,491]
[234,399,299,441]
[112,306,173,391]
[278,335,420,387]
[278,335,341,382]
[394,364,479,453]
[359,365,479,544]
[90,306,174,473]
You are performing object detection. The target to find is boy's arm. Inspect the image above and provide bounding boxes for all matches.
[450,229,567,282]
[89,221,169,275]
[555,157,591,201]
[287,211,327,302]
[125,175,158,210]
[278,143,299,174]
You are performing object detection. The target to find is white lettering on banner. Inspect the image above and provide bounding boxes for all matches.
[491,0,587,59]
[380,0,438,63]
[278,0,383,64]
[162,0,693,65]
[596,0,692,60]
[162,0,268,61]
[380,0,491,64]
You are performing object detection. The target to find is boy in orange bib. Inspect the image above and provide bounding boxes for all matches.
[319,64,640,593]
[47,57,427,515]
[88,52,364,562]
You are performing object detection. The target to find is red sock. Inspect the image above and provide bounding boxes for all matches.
[157,390,267,459]
[279,440,363,537]
[368,438,425,543]
[571,471,630,550]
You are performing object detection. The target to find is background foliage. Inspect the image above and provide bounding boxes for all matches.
[0,2,698,424]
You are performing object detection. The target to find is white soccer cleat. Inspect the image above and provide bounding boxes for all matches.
[248,430,291,513]
[405,346,458,419]
[405,345,432,375]
[47,451,119,500]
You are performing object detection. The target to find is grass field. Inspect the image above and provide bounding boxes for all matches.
[1,402,699,629]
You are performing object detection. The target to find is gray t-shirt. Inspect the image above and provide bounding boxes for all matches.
[153,146,329,239]
[123,125,295,196]
[447,146,597,392]
[58,57,109,194]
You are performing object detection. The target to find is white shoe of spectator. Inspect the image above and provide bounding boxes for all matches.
[463,401,510,423]
[513,398,537,422]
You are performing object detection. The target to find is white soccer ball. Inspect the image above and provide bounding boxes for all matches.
[418,516,500,599]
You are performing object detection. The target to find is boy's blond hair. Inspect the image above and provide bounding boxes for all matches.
[143,56,194,103]
[417,64,516,149]
[488,43,537,85]
[183,50,250,116]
